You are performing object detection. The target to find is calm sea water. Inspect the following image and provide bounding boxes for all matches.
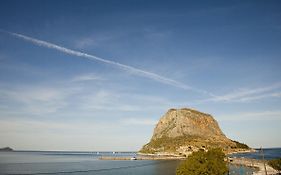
[0,151,179,175]
[230,148,281,160]
[1,148,280,175]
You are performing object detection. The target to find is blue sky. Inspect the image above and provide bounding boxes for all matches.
[0,0,281,151]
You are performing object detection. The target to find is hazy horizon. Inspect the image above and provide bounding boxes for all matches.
[2,146,281,152]
[0,0,281,151]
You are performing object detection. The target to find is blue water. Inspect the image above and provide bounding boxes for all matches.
[230,148,281,160]
[1,149,279,175]
[0,151,179,175]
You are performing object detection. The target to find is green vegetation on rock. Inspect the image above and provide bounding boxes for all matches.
[140,136,199,154]
[140,135,239,154]
[231,140,249,149]
[176,148,228,175]
[268,158,281,173]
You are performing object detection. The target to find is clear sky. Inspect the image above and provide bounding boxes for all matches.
[0,0,281,151]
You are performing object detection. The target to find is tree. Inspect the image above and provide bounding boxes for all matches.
[268,158,281,174]
[176,148,228,175]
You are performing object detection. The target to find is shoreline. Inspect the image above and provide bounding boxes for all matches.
[100,155,186,160]
[100,154,278,175]
[100,149,257,161]
[229,157,278,175]
[227,148,257,155]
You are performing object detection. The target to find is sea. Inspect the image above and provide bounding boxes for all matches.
[0,148,280,175]
[229,148,281,160]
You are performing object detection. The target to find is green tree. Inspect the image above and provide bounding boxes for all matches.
[268,158,281,174]
[176,148,228,175]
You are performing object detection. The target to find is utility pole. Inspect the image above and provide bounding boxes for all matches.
[260,147,268,175]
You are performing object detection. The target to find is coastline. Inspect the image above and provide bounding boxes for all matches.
[229,157,278,175]
[100,148,256,161]
[226,148,257,155]
[100,156,278,174]
[100,156,186,160]
[100,149,279,175]
[100,153,186,160]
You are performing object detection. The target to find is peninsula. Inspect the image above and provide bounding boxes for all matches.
[139,108,251,156]
[0,147,13,152]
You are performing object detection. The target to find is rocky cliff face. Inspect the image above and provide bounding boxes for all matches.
[140,108,249,155]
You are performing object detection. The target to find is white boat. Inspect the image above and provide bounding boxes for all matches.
[130,157,137,160]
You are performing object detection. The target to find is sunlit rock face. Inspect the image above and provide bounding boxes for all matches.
[140,108,249,155]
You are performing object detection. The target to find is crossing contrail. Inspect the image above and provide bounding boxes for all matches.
[1,30,211,95]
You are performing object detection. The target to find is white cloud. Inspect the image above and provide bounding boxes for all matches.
[77,90,166,112]
[237,91,281,102]
[238,111,281,117]
[198,82,281,103]
[71,73,104,82]
[0,76,174,118]
[218,111,281,121]
[0,86,74,115]
[2,30,211,95]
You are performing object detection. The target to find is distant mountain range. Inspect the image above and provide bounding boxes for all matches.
[139,108,250,156]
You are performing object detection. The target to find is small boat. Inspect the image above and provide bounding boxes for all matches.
[130,157,137,160]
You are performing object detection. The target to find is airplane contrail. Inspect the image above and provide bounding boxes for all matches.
[1,30,211,95]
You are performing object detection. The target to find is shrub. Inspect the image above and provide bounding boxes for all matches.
[268,158,281,173]
[231,140,249,149]
[176,148,228,175]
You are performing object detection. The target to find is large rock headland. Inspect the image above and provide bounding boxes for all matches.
[139,108,251,156]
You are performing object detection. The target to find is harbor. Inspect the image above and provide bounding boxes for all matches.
[100,155,279,174]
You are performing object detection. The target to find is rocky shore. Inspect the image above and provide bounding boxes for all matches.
[100,155,278,174]
[229,157,278,175]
